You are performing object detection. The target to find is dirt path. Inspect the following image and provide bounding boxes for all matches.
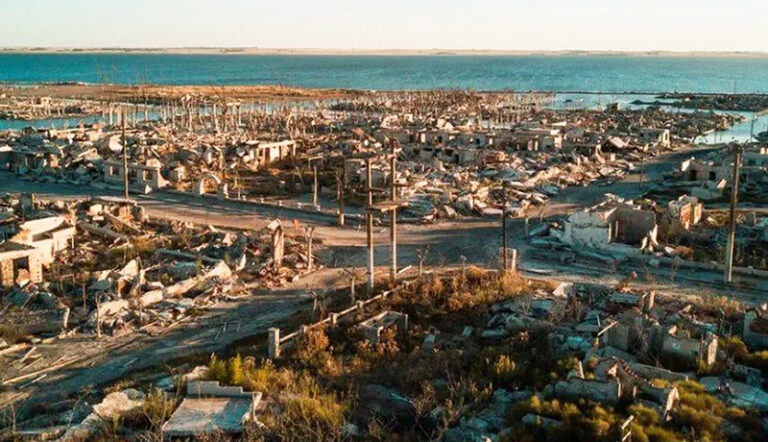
[0,266,362,424]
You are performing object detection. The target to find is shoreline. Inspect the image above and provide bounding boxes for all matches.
[2,47,768,57]
[2,84,768,101]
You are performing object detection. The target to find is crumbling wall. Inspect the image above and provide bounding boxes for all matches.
[552,378,621,406]
[562,209,613,248]
[615,207,656,245]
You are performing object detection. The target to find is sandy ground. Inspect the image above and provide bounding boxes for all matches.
[0,84,357,102]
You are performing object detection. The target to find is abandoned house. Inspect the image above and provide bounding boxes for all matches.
[552,197,658,255]
[639,128,671,148]
[102,158,167,192]
[0,215,75,286]
[666,195,703,230]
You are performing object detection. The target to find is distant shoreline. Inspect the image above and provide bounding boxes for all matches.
[1,47,768,57]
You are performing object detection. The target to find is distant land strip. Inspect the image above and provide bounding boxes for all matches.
[1,47,768,57]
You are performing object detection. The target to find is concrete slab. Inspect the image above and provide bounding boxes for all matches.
[162,395,261,437]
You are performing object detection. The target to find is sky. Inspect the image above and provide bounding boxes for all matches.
[2,0,767,52]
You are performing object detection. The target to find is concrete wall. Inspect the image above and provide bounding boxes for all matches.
[615,207,656,245]
[553,378,621,406]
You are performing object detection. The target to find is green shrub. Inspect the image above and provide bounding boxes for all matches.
[207,354,227,382]
[139,388,177,430]
[675,380,725,440]
[491,354,517,384]
[628,404,661,426]
[227,354,245,386]
[643,425,684,442]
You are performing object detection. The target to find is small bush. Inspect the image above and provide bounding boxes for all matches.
[227,354,245,386]
[263,394,346,442]
[643,425,683,442]
[628,404,660,427]
[207,354,227,382]
[491,354,517,384]
[0,324,24,344]
[206,354,293,394]
[675,380,725,440]
[295,328,332,369]
[139,388,177,431]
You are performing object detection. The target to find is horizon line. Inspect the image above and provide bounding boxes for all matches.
[1,47,768,57]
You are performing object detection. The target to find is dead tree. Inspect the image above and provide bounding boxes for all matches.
[341,267,359,304]
[415,245,432,279]
[302,226,316,271]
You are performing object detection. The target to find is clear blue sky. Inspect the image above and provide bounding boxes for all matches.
[2,0,766,51]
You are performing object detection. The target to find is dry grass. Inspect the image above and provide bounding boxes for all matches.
[0,324,25,344]
[395,268,550,320]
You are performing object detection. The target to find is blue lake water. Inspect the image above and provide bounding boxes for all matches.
[2,54,768,93]
[3,54,768,141]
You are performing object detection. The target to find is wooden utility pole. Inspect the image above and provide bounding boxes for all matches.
[724,145,742,284]
[366,158,375,293]
[121,108,129,199]
[389,146,398,284]
[502,182,508,271]
[336,169,345,226]
[312,164,318,207]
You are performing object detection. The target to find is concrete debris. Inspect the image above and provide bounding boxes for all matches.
[161,380,262,437]
[59,389,145,441]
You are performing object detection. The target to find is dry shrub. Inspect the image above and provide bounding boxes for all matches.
[207,355,293,395]
[696,294,742,319]
[295,327,331,369]
[397,268,542,318]
[348,327,401,372]
[490,354,517,384]
[0,324,24,344]
[205,354,349,441]
[123,388,178,439]
[259,375,349,442]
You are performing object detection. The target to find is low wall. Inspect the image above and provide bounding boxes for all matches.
[268,280,415,359]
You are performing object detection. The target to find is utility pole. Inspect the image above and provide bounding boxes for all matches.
[312,164,318,207]
[366,158,375,293]
[121,107,129,199]
[336,169,345,226]
[390,145,398,284]
[639,148,646,191]
[724,144,742,284]
[502,182,508,271]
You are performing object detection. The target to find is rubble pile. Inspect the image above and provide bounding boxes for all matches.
[0,194,316,344]
[659,92,768,112]
[0,88,743,225]
[536,192,768,272]
[0,95,105,121]
[445,281,768,440]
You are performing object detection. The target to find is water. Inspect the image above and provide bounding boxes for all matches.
[696,112,768,144]
[3,54,768,141]
[2,54,768,93]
